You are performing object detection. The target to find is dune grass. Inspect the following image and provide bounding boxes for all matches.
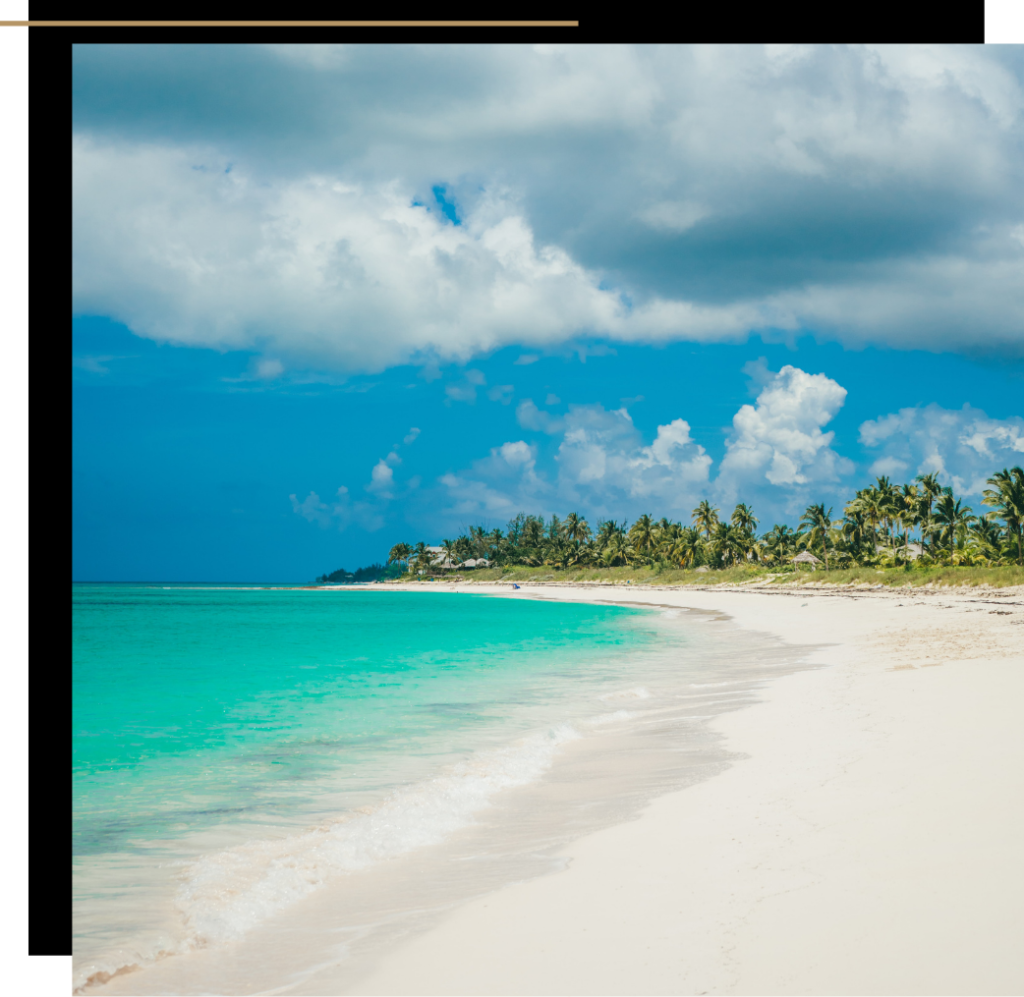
[772,564,1024,589]
[393,562,1024,590]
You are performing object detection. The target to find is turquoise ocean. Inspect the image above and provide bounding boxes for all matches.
[73,583,802,993]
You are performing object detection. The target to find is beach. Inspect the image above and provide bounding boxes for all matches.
[349,581,1024,996]
[84,581,1024,996]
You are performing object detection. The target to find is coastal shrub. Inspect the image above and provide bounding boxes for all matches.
[390,562,1024,590]
[383,467,1024,581]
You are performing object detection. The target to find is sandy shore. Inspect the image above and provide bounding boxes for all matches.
[85,580,1024,996]
[339,580,1024,996]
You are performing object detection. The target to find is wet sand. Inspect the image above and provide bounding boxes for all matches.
[349,581,1024,995]
[88,581,1024,995]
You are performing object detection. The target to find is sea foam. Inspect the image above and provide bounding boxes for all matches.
[174,723,581,946]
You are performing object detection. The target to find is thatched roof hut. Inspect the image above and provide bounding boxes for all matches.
[792,550,822,569]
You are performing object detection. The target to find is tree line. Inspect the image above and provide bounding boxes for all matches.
[316,562,406,584]
[385,466,1024,572]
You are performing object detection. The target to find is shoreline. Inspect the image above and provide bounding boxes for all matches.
[83,589,805,996]
[85,583,1024,995]
[348,581,1024,995]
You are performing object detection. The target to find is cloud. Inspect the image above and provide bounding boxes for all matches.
[514,354,540,365]
[291,448,406,531]
[545,393,561,405]
[290,485,386,533]
[516,399,564,434]
[365,454,402,499]
[555,407,712,517]
[445,384,479,405]
[254,358,284,380]
[366,461,395,498]
[441,402,712,525]
[289,490,334,529]
[78,140,708,374]
[438,440,549,520]
[496,440,534,467]
[487,384,514,404]
[73,45,1024,370]
[72,354,132,374]
[403,427,421,444]
[456,364,856,526]
[717,365,853,506]
[636,200,711,233]
[859,403,1024,495]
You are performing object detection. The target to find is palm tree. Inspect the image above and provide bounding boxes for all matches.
[505,513,526,547]
[383,466,1024,576]
[970,516,1005,563]
[692,500,720,541]
[521,516,545,549]
[760,524,797,566]
[708,521,745,567]
[454,535,474,565]
[933,490,976,562]
[596,519,626,546]
[629,514,657,556]
[556,538,589,568]
[730,503,758,536]
[410,541,431,573]
[387,542,413,569]
[800,503,833,569]
[660,526,701,567]
[485,528,504,562]
[914,472,943,548]
[863,477,899,556]
[601,533,634,567]
[440,538,460,571]
[845,489,881,549]
[467,526,492,560]
[897,484,921,544]
[982,466,1024,565]
[564,511,591,543]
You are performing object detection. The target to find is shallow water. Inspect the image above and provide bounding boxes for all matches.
[73,584,811,994]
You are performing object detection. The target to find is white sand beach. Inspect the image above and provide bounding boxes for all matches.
[88,581,1024,996]
[347,581,1024,996]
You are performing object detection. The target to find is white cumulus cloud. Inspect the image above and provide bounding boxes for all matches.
[438,403,713,526]
[859,403,1024,495]
[436,366,860,528]
[438,440,549,521]
[717,365,853,505]
[516,398,565,434]
[555,407,712,517]
[75,139,762,373]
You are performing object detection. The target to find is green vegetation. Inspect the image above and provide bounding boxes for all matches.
[316,562,405,584]
[396,562,1024,589]
[383,466,1024,588]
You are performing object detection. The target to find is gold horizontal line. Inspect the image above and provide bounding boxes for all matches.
[0,20,578,27]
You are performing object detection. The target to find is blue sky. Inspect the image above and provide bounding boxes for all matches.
[73,44,1024,581]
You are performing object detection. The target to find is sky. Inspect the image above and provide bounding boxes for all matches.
[72,43,1024,581]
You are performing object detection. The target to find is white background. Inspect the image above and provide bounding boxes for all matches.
[5,6,1021,995]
